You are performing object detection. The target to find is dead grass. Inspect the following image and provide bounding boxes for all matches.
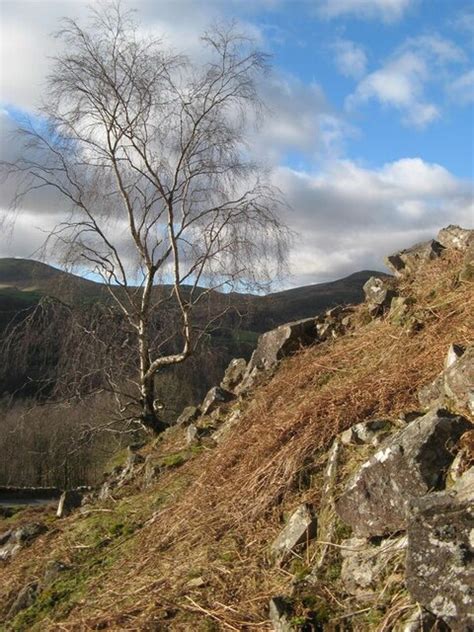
[1,250,473,630]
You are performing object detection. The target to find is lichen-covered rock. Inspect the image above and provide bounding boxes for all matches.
[385,240,444,277]
[220,358,247,393]
[247,318,318,373]
[340,535,407,602]
[419,345,474,415]
[200,386,235,416]
[176,405,199,426]
[335,409,471,537]
[340,419,393,446]
[0,523,47,561]
[363,276,396,315]
[437,225,474,252]
[405,468,474,631]
[271,504,317,562]
[444,346,474,415]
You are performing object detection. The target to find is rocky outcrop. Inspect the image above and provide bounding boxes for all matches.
[271,504,317,563]
[335,409,471,537]
[363,276,396,316]
[437,225,474,252]
[220,358,247,393]
[339,419,392,447]
[176,405,199,426]
[405,468,474,631]
[0,523,47,561]
[385,240,444,277]
[200,386,235,417]
[418,344,474,415]
[340,535,407,602]
[56,489,84,518]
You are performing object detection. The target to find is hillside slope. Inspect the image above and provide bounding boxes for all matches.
[0,229,472,631]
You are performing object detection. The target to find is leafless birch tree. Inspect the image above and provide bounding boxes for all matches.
[2,4,289,433]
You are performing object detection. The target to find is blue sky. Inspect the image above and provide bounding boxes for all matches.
[0,0,473,286]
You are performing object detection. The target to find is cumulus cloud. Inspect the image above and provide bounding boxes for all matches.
[273,157,473,285]
[347,34,466,128]
[332,39,367,79]
[316,0,414,23]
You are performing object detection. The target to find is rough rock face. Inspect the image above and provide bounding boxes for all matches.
[271,504,317,562]
[339,419,392,446]
[0,523,47,561]
[385,240,444,277]
[363,276,396,314]
[335,409,471,537]
[340,536,407,602]
[236,318,319,394]
[418,345,474,415]
[200,386,235,416]
[176,405,199,426]
[437,225,474,252]
[220,358,247,393]
[405,469,474,631]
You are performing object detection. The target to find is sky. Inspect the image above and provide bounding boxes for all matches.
[0,0,473,288]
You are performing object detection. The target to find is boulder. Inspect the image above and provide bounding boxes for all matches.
[176,405,199,426]
[363,276,396,314]
[418,345,474,415]
[340,535,407,602]
[0,523,47,561]
[335,409,471,537]
[56,489,83,518]
[248,318,318,372]
[271,504,317,563]
[200,386,234,416]
[220,358,247,393]
[385,240,444,277]
[437,225,473,252]
[405,469,474,631]
[444,346,474,415]
[339,419,393,447]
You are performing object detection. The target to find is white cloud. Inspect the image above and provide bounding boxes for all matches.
[273,157,473,285]
[317,0,414,23]
[347,34,466,128]
[450,69,474,105]
[332,39,367,79]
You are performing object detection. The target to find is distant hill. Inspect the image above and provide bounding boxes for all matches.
[0,257,387,335]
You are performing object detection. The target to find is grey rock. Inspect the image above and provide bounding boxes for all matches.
[200,386,235,416]
[176,405,199,426]
[220,358,247,393]
[56,489,83,518]
[385,240,445,277]
[0,523,46,561]
[186,424,199,445]
[7,582,39,617]
[269,596,295,632]
[363,276,396,314]
[444,346,474,415]
[340,419,393,446]
[405,468,474,631]
[419,345,474,415]
[335,409,471,537]
[389,296,413,327]
[445,343,465,369]
[212,410,242,444]
[402,607,449,632]
[437,225,474,252]
[271,504,317,562]
[340,535,407,602]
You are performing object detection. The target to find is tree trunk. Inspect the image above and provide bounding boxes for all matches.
[139,322,167,435]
